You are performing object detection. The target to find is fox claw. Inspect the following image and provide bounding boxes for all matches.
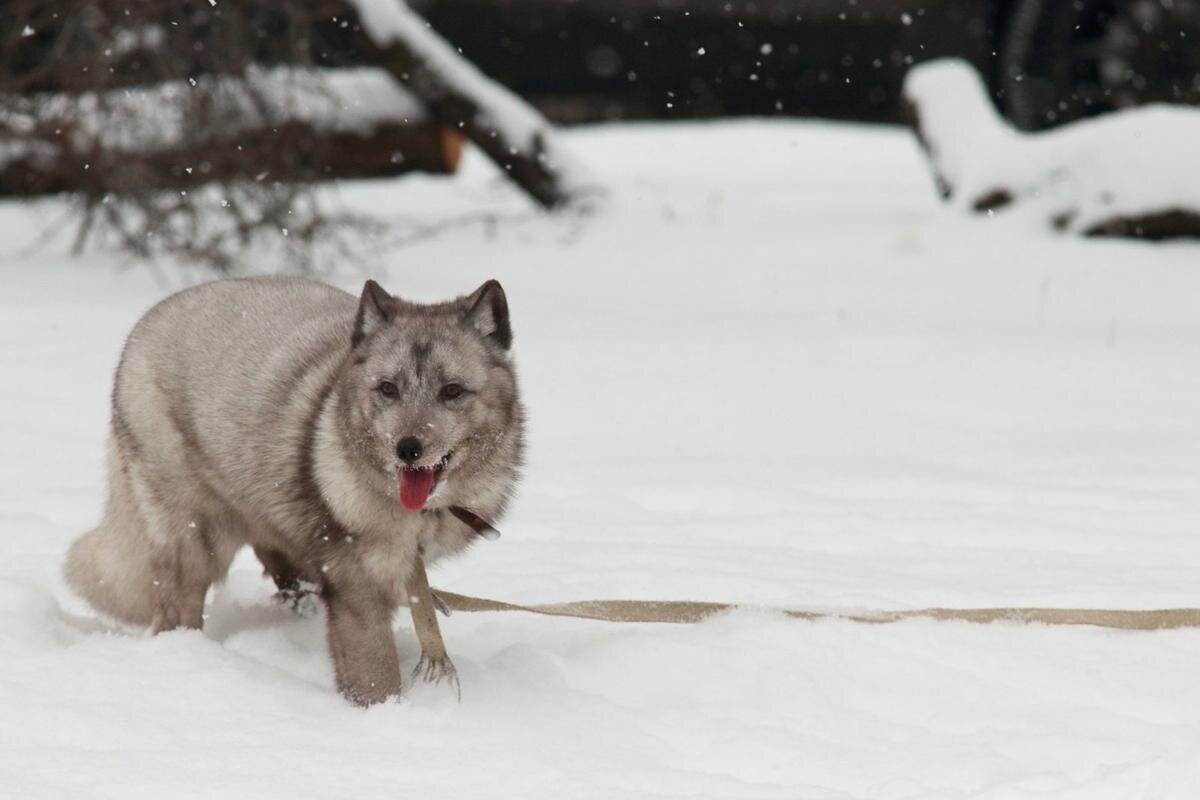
[412,653,461,700]
[430,590,451,617]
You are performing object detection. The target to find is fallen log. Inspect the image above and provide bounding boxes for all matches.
[2,2,595,208]
[0,122,461,198]
[901,59,1200,239]
[0,67,462,197]
[343,0,595,209]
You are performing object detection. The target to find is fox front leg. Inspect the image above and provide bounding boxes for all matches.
[323,578,403,706]
[405,557,460,698]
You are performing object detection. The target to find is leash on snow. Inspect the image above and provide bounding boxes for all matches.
[426,592,1200,631]
[436,511,1200,631]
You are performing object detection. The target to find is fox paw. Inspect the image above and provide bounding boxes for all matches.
[412,653,461,700]
[273,581,320,617]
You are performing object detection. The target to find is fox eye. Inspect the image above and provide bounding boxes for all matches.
[378,381,399,398]
[439,383,465,401]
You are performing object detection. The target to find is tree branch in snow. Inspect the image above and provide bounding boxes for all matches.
[0,2,467,273]
[70,182,386,274]
[902,59,1200,239]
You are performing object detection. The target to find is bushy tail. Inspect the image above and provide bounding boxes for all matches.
[63,436,157,627]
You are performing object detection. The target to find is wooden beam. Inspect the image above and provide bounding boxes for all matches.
[0,121,462,198]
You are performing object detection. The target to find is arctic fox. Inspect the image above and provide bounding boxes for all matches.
[65,277,523,704]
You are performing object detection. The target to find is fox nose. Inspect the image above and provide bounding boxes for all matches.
[396,437,423,464]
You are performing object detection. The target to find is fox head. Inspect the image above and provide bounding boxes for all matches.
[335,279,523,514]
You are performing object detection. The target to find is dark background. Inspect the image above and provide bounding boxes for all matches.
[411,0,1200,129]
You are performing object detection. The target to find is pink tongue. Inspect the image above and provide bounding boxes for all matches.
[399,468,438,511]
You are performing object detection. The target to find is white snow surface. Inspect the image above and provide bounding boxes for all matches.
[4,120,1200,798]
[905,59,1200,232]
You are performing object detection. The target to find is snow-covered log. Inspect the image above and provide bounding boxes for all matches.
[0,67,462,197]
[344,0,596,209]
[902,59,1200,239]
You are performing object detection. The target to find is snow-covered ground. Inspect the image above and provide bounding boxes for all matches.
[4,121,1200,798]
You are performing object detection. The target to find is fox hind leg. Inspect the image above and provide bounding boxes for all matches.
[65,432,240,631]
[145,516,219,633]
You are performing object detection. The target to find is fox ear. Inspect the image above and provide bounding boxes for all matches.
[352,279,394,347]
[463,280,511,349]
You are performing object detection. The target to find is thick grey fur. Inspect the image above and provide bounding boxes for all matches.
[64,276,523,705]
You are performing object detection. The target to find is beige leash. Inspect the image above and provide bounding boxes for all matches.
[429,590,1200,631]
[401,556,1199,696]
[433,517,1200,632]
